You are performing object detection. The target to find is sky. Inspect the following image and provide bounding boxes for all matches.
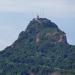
[0,0,75,50]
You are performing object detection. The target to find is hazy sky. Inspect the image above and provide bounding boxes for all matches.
[0,0,75,50]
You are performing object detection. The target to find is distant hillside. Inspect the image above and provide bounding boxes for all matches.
[0,17,75,75]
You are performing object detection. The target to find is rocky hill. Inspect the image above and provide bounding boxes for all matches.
[0,17,75,75]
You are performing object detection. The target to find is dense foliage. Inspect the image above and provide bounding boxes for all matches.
[0,18,75,75]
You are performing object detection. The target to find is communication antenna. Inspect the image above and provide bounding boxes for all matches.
[37,15,40,19]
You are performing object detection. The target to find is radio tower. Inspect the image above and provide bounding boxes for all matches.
[37,15,39,19]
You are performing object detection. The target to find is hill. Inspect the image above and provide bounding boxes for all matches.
[0,17,75,75]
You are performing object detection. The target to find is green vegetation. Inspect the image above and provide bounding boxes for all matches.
[0,18,75,75]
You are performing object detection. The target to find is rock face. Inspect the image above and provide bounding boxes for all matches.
[18,18,67,45]
[0,17,75,75]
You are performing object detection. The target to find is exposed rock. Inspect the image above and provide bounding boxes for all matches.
[51,71,62,75]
